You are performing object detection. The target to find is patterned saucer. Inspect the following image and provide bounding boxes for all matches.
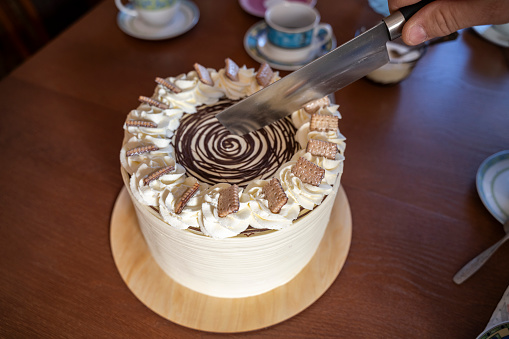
[244,21,336,71]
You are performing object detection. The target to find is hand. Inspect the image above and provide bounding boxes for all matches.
[388,0,509,45]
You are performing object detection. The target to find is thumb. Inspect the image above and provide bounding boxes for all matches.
[401,0,498,45]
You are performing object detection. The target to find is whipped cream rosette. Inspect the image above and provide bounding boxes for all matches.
[120,135,175,175]
[241,179,300,230]
[296,121,347,155]
[277,160,333,210]
[159,176,209,230]
[211,65,273,99]
[200,183,252,239]
[124,105,183,138]
[154,70,225,113]
[130,158,186,206]
[291,149,345,185]
[292,102,341,129]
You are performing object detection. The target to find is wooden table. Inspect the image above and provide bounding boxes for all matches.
[1,0,508,337]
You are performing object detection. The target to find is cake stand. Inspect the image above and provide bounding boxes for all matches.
[110,186,352,333]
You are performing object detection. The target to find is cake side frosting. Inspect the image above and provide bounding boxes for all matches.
[121,167,340,298]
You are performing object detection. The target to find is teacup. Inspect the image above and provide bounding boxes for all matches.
[115,0,181,27]
[263,1,332,63]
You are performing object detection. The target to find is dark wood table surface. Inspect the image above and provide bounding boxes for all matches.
[1,0,508,337]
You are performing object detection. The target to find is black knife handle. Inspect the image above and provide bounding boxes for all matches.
[399,0,435,21]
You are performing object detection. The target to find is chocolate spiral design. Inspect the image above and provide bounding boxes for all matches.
[173,99,300,186]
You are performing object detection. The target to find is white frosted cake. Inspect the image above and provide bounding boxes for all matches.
[120,59,346,298]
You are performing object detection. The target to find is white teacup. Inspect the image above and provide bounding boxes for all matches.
[115,0,181,27]
[263,1,332,63]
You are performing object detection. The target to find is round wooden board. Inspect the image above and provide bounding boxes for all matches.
[110,186,352,333]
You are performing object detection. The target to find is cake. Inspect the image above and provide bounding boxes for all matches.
[120,59,346,298]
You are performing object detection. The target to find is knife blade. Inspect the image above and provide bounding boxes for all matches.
[217,0,434,135]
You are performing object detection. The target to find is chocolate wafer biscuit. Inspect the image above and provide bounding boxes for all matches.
[143,165,175,185]
[194,63,214,86]
[291,157,325,186]
[155,77,182,93]
[225,58,239,82]
[126,145,159,157]
[309,114,339,132]
[175,182,200,214]
[262,178,288,214]
[306,139,337,160]
[217,184,239,218]
[256,63,274,87]
[303,96,331,114]
[125,120,157,128]
[138,96,170,110]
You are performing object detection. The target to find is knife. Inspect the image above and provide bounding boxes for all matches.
[217,0,435,135]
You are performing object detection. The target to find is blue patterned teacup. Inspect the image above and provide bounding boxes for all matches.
[264,1,332,62]
[115,0,181,26]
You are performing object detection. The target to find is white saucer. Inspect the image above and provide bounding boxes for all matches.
[117,0,199,40]
[244,21,336,71]
[476,150,509,224]
[472,25,509,48]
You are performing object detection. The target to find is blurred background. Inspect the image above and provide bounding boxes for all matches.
[0,0,101,79]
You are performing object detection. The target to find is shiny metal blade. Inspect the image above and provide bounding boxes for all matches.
[216,22,391,135]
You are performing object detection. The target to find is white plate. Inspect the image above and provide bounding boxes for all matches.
[117,0,199,41]
[244,21,336,71]
[472,25,509,48]
[476,150,509,224]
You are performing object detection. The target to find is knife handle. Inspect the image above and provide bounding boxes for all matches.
[384,0,435,40]
[399,0,435,21]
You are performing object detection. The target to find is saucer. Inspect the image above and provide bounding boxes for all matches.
[239,0,316,18]
[476,150,509,224]
[244,21,336,71]
[117,0,199,40]
[472,25,509,48]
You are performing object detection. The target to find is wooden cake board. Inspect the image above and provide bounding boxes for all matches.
[110,186,352,333]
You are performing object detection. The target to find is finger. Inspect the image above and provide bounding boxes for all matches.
[401,0,509,45]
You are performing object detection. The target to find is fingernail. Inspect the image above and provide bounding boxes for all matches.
[408,24,427,45]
